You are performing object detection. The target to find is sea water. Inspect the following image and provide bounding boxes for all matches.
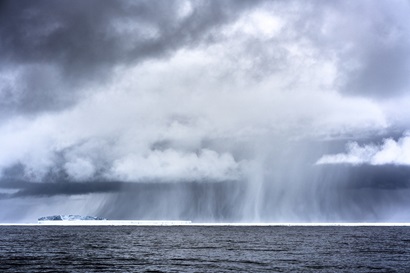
[1,226,409,272]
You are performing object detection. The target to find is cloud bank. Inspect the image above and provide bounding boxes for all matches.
[317,132,410,166]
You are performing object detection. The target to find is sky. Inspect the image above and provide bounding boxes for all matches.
[1,0,410,222]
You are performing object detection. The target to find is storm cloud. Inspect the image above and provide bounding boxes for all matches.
[1,0,410,222]
[0,0,264,115]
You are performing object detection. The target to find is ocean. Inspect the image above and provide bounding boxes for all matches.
[0,225,409,272]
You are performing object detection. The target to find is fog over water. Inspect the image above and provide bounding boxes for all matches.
[1,0,410,222]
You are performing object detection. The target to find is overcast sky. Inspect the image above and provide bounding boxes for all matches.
[1,0,410,222]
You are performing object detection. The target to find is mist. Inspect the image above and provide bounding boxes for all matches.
[1,0,410,222]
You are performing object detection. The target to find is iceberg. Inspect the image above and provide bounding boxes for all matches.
[38,215,106,221]
[37,215,192,225]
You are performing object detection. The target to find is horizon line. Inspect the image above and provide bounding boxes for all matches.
[2,221,410,226]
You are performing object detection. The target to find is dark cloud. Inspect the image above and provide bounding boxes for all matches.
[318,164,410,190]
[96,181,245,221]
[0,178,122,198]
[0,177,246,221]
[96,164,410,221]
[0,175,238,198]
[0,0,264,67]
[2,162,410,222]
[0,0,264,116]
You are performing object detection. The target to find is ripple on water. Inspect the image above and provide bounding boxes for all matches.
[0,226,410,272]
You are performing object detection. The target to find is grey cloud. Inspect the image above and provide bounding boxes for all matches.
[0,177,156,198]
[97,181,245,221]
[0,194,8,200]
[339,5,410,98]
[253,0,410,99]
[7,181,123,198]
[0,64,69,115]
[208,0,410,99]
[2,0,408,116]
[95,164,410,221]
[0,178,247,221]
[318,164,410,190]
[0,0,265,116]
[3,146,410,222]
[0,178,244,222]
[318,1,410,98]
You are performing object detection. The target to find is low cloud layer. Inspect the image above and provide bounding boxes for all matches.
[317,132,410,166]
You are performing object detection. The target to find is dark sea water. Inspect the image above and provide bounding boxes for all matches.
[1,226,410,272]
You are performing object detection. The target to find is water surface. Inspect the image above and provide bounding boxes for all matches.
[1,226,409,272]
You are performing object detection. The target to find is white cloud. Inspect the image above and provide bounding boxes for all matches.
[227,9,283,39]
[64,158,96,181]
[316,132,410,165]
[108,149,241,182]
